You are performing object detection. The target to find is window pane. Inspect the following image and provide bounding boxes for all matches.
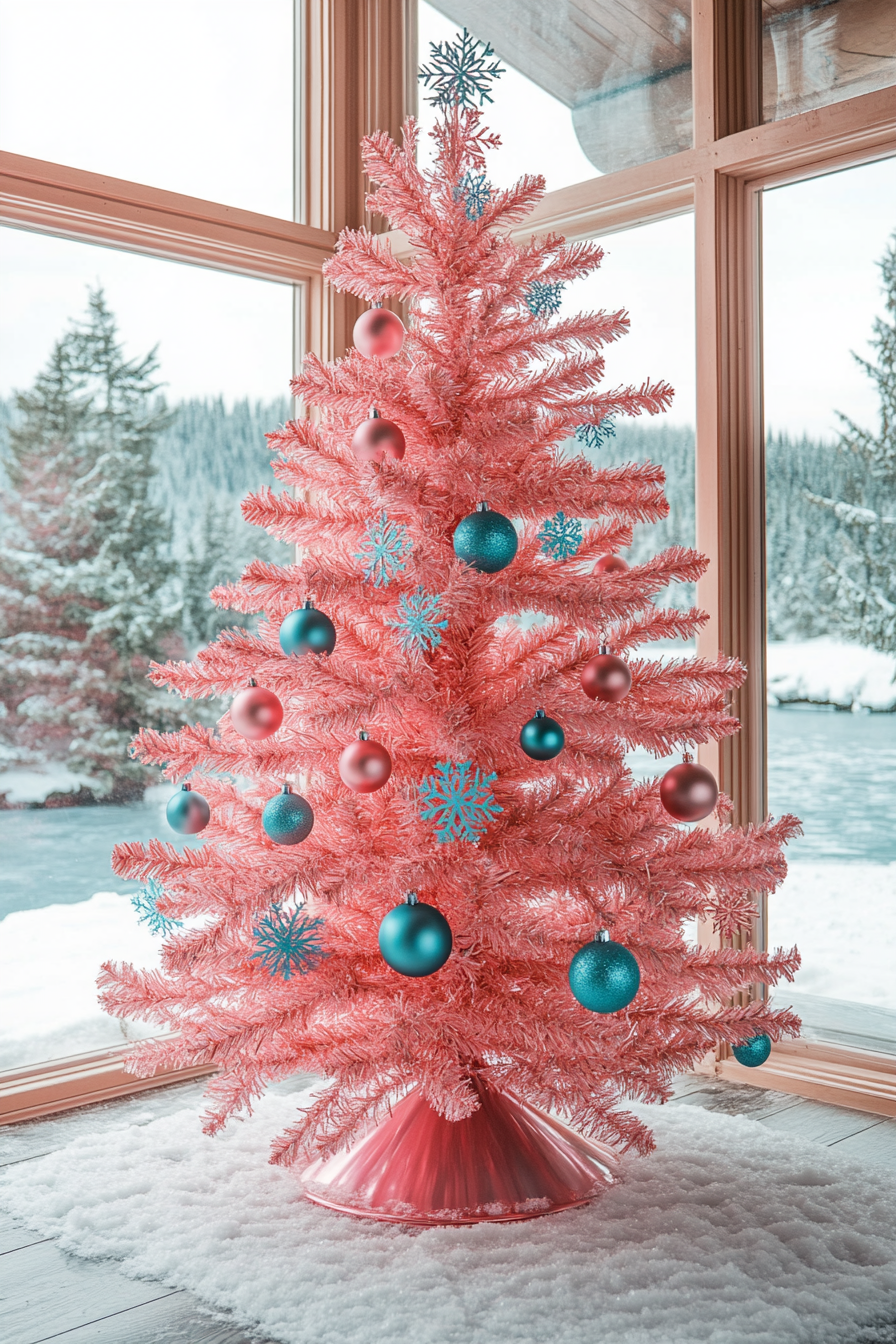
[0,0,294,218]
[0,229,295,1068]
[562,214,696,780]
[418,1,692,191]
[763,1,896,122]
[763,156,896,1055]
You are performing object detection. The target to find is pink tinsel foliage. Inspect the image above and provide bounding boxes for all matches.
[99,104,801,1166]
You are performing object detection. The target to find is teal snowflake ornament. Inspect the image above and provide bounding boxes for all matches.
[538,510,583,561]
[576,418,616,451]
[525,280,565,318]
[455,171,491,221]
[419,28,505,110]
[419,760,502,844]
[131,879,182,937]
[356,511,412,588]
[388,586,448,654]
[250,908,326,980]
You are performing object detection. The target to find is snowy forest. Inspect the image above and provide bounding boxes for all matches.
[1,229,895,804]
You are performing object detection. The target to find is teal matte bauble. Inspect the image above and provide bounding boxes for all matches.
[568,930,640,1013]
[166,783,210,835]
[378,893,452,977]
[453,501,518,574]
[732,1034,772,1068]
[279,601,336,657]
[262,785,314,845]
[520,708,565,761]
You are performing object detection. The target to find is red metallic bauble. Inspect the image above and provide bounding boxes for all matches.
[660,760,719,822]
[339,732,393,793]
[581,650,632,703]
[352,307,406,358]
[301,1073,617,1225]
[230,681,283,740]
[351,410,406,463]
[594,554,629,575]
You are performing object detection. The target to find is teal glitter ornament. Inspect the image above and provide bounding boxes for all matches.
[166,783,210,835]
[732,1034,772,1068]
[453,501,518,574]
[262,784,314,846]
[568,929,640,1014]
[519,708,565,761]
[279,600,336,657]
[378,891,452,977]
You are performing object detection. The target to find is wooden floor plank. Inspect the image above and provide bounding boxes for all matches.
[667,1078,807,1122]
[29,1290,262,1344]
[828,1117,896,1168]
[755,1097,887,1145]
[0,1209,52,1256]
[0,1240,180,1344]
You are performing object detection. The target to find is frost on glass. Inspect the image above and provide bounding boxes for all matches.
[763,0,896,122]
[418,2,692,188]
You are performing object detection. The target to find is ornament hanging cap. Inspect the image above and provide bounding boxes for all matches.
[303,598,315,610]
[180,782,191,792]
[596,928,610,942]
[535,708,546,719]
[369,406,379,419]
[358,729,369,741]
[281,782,292,794]
[248,678,257,687]
[405,891,419,905]
[476,501,489,512]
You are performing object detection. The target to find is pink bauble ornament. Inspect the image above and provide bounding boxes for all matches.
[581,647,632,703]
[351,408,406,463]
[339,731,393,793]
[231,680,283,740]
[352,306,406,358]
[660,760,719,822]
[594,554,629,575]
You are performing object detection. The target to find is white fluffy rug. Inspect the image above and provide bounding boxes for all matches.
[2,1091,896,1344]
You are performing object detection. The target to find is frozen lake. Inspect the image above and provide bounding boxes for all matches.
[1,706,895,922]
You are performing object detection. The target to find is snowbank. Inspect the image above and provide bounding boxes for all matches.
[772,861,896,1009]
[3,1091,896,1344]
[0,764,102,806]
[767,638,896,710]
[0,891,161,1069]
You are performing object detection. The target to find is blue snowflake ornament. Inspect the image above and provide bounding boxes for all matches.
[419,28,505,110]
[576,418,616,452]
[525,280,565,318]
[355,511,412,588]
[131,879,182,937]
[454,171,491,221]
[419,760,502,844]
[250,908,326,981]
[388,586,448,655]
[538,510,583,562]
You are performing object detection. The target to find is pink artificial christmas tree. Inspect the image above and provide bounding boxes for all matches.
[101,34,799,1224]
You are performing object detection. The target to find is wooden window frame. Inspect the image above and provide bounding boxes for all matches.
[1,0,895,1124]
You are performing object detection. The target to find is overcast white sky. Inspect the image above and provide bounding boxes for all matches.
[0,0,893,437]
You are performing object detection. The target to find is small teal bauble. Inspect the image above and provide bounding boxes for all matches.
[166,783,210,835]
[568,930,640,1013]
[732,1034,772,1068]
[262,784,314,845]
[279,601,336,657]
[520,708,565,761]
[453,501,518,574]
[378,892,452,977]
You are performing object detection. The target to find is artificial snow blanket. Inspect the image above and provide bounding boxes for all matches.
[1,1092,895,1344]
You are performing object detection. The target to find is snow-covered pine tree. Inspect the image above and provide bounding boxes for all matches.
[809,231,896,649]
[0,289,183,800]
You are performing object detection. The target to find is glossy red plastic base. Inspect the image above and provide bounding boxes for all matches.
[301,1075,618,1225]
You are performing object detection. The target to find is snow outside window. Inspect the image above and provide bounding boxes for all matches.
[0,226,295,1069]
[762,154,896,1055]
